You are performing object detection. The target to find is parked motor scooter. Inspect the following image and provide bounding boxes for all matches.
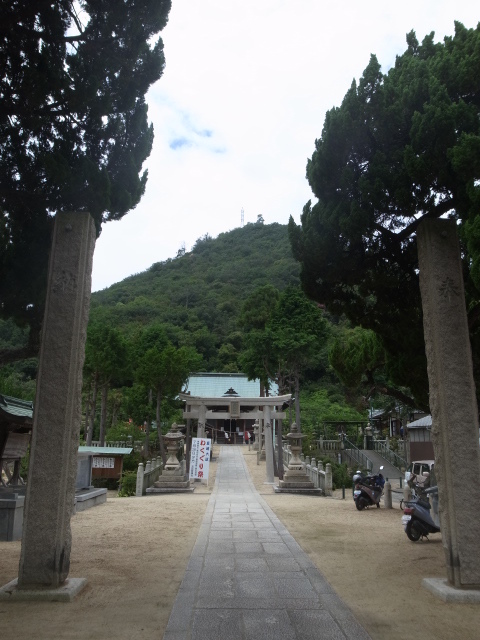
[399,472,430,510]
[353,466,385,510]
[402,486,440,541]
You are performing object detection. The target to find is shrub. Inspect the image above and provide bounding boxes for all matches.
[118,470,137,497]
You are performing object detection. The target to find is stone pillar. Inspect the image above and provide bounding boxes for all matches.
[384,482,392,509]
[18,212,96,590]
[325,463,333,496]
[264,406,274,484]
[259,418,265,460]
[417,218,480,589]
[253,419,260,451]
[136,463,145,497]
[197,404,206,439]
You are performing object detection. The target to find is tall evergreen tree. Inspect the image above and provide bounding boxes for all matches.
[289,22,480,408]
[0,1,171,361]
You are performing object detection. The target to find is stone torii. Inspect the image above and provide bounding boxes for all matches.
[179,392,291,484]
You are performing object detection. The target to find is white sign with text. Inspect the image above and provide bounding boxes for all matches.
[189,438,211,480]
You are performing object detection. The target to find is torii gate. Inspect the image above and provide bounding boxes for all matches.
[179,392,291,484]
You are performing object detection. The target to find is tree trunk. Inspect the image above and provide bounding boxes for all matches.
[110,392,120,427]
[156,387,167,465]
[99,382,109,446]
[144,388,153,457]
[294,375,301,428]
[84,394,90,442]
[87,373,98,445]
[144,418,150,457]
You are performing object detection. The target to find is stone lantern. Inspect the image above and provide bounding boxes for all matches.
[163,422,184,472]
[147,423,193,493]
[275,423,321,495]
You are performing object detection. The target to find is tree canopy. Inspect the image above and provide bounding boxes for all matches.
[240,286,328,425]
[289,21,480,409]
[0,0,171,357]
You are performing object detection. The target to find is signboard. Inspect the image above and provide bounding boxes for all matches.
[230,400,240,418]
[92,457,115,469]
[189,438,211,480]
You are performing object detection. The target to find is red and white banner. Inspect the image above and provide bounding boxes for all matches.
[189,438,211,480]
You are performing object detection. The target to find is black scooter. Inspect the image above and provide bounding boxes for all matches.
[353,467,385,510]
[402,486,440,541]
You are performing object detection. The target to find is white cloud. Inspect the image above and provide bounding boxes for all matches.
[92,0,480,291]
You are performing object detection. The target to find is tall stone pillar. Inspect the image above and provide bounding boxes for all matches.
[197,404,206,439]
[18,212,96,592]
[417,219,480,590]
[264,406,274,484]
[259,417,266,461]
[253,420,260,450]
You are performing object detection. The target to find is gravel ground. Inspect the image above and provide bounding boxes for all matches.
[0,446,479,640]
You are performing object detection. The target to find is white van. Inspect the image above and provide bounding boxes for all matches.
[405,460,435,486]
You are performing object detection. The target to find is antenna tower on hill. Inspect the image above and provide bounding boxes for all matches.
[241,207,244,227]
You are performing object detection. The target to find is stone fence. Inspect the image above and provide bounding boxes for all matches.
[281,445,333,496]
[315,438,342,452]
[135,457,163,496]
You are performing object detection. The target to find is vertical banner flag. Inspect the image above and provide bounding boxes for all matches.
[189,437,211,480]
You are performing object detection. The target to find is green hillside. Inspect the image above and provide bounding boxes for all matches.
[90,221,300,371]
[1,219,368,443]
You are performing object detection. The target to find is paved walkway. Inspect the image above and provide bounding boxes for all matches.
[163,446,372,640]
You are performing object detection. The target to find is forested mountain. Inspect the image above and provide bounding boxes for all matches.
[1,219,369,440]
[89,221,300,371]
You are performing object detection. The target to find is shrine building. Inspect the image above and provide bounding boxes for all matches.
[180,372,290,444]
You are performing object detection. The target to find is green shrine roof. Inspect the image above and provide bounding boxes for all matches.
[0,394,34,423]
[183,373,278,398]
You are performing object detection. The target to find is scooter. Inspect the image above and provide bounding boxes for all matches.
[353,467,385,510]
[402,486,440,541]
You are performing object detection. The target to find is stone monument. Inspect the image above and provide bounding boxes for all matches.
[417,218,480,601]
[275,423,321,495]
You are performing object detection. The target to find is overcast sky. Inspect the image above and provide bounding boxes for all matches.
[91,0,479,292]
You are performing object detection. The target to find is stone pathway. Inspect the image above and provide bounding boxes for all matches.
[163,446,371,640]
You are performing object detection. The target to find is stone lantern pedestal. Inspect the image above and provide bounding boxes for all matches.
[275,423,321,495]
[147,424,194,494]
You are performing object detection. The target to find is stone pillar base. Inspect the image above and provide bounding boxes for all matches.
[148,471,193,493]
[0,577,87,602]
[274,486,322,495]
[423,578,480,603]
[276,474,321,495]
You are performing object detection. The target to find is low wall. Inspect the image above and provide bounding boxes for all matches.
[136,457,163,496]
[281,446,333,496]
[74,488,107,512]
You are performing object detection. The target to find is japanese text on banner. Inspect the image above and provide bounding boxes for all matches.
[189,437,211,480]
